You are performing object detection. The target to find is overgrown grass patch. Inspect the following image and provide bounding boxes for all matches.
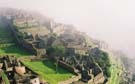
[108,56,123,84]
[0,43,32,57]
[0,70,10,84]
[0,26,32,57]
[23,60,73,84]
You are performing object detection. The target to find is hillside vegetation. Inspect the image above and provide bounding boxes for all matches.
[23,60,73,84]
[0,25,31,57]
[0,8,124,84]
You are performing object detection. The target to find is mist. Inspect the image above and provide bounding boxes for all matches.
[0,0,135,58]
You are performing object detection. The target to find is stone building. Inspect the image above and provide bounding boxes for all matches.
[0,56,42,84]
[10,23,47,56]
[14,66,26,76]
[50,20,65,35]
[81,62,105,84]
[66,44,88,56]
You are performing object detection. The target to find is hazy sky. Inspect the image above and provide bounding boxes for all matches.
[0,0,135,58]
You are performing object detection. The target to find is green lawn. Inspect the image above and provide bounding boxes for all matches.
[109,55,123,84]
[23,60,73,84]
[0,43,32,57]
[0,26,32,57]
[109,64,121,84]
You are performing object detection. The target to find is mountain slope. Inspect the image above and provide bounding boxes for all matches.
[0,8,124,84]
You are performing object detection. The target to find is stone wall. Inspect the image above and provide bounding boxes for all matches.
[9,23,38,55]
[58,74,81,84]
[58,60,78,75]
[52,24,64,36]
[21,40,37,55]
[93,72,105,84]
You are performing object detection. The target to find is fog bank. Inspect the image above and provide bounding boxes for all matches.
[0,0,135,58]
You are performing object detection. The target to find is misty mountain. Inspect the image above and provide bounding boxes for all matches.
[0,8,132,84]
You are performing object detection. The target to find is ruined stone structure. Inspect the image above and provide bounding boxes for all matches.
[9,21,47,56]
[1,8,108,84]
[58,60,79,75]
[0,56,42,84]
[50,21,65,36]
[57,52,105,84]
[10,17,65,56]
[66,44,88,56]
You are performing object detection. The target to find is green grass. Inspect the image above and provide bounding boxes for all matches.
[0,43,32,57]
[0,70,10,84]
[0,24,73,84]
[0,26,32,57]
[23,60,73,84]
[108,55,123,84]
[109,64,121,84]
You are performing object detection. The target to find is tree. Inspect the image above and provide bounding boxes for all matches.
[92,49,111,77]
[46,44,65,73]
[47,44,65,57]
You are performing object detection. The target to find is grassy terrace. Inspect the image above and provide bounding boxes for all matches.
[0,25,73,84]
[109,54,123,84]
[109,64,122,84]
[23,60,73,84]
[0,24,124,84]
[0,43,32,57]
[0,26,32,57]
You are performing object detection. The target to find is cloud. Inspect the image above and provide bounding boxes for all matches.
[0,0,135,58]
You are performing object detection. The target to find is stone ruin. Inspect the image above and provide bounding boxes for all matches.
[0,55,45,84]
[58,53,105,84]
[10,26,106,83]
[10,23,47,56]
[6,11,107,83]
